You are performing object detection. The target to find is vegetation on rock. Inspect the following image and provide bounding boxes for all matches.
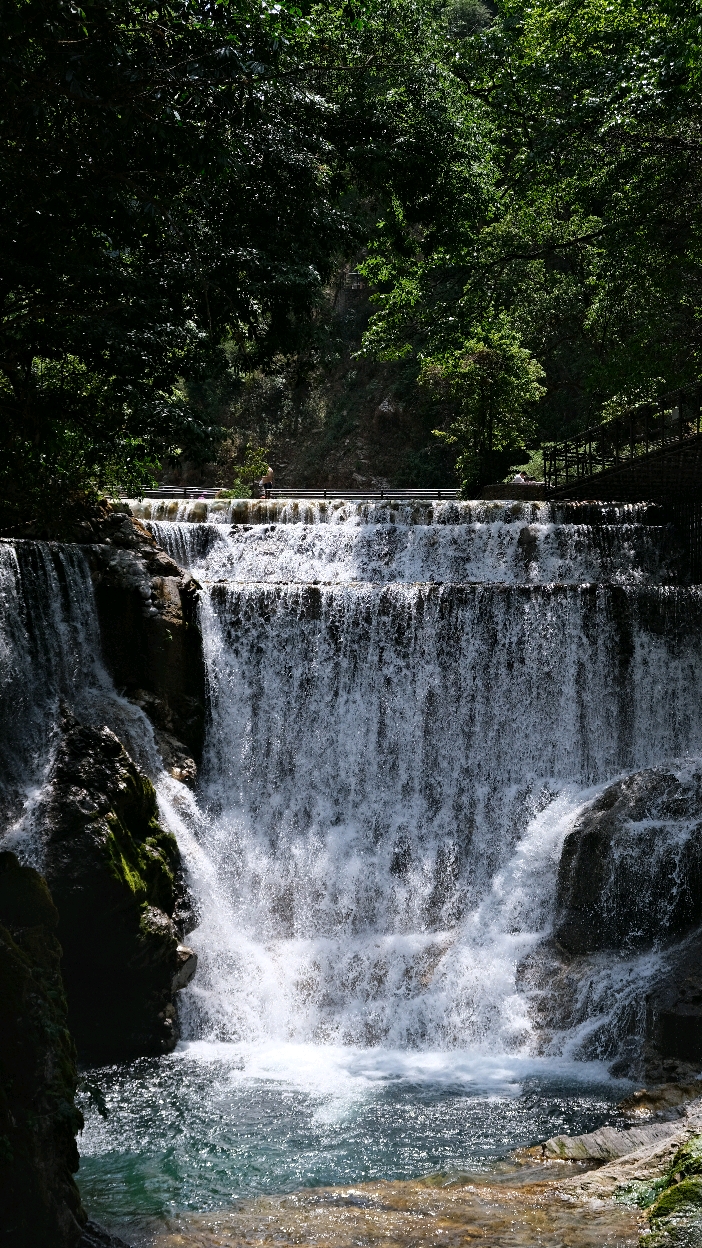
[41,716,191,1060]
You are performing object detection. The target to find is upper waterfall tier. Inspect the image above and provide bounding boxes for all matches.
[143,508,680,586]
[130,496,663,527]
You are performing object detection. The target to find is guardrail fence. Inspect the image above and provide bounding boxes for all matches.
[543,382,702,493]
[132,487,461,501]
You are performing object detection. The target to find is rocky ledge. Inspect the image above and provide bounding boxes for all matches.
[40,713,197,1061]
[86,504,205,783]
[536,1087,702,1247]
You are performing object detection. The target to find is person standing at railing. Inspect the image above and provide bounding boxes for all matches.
[258,466,274,498]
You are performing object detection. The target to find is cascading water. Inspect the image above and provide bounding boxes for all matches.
[139,502,702,1064]
[6,505,702,1243]
[0,539,171,865]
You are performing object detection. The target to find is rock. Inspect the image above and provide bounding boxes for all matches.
[641,1136,702,1245]
[551,1105,702,1219]
[539,1121,684,1162]
[560,1131,693,1203]
[621,1083,702,1119]
[40,715,196,1061]
[87,512,205,769]
[0,851,86,1247]
[78,1222,133,1248]
[172,944,197,991]
[555,767,702,956]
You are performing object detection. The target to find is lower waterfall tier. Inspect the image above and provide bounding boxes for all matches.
[172,578,702,1067]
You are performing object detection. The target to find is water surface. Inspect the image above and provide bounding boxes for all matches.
[78,1043,633,1244]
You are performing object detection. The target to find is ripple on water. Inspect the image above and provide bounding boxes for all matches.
[77,1045,635,1245]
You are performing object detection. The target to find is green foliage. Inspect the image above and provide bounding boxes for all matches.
[420,320,545,490]
[1,0,483,518]
[360,0,702,462]
[5,0,702,504]
[217,443,271,496]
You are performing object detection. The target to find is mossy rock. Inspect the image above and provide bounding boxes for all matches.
[667,1138,702,1186]
[641,1223,702,1248]
[41,716,189,1060]
[651,1177,702,1220]
[0,850,59,930]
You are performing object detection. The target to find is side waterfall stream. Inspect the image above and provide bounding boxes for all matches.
[3,500,702,1245]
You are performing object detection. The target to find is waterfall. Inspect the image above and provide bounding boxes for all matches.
[143,504,702,1063]
[3,507,702,1069]
[0,539,163,864]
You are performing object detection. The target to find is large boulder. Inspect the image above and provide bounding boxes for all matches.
[518,766,702,1080]
[0,851,86,1248]
[41,715,196,1061]
[555,767,702,956]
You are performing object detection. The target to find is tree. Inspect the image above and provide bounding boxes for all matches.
[421,320,545,491]
[360,0,702,452]
[1,0,486,527]
[0,0,366,529]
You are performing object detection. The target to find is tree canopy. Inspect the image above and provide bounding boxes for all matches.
[2,0,701,515]
[363,0,702,483]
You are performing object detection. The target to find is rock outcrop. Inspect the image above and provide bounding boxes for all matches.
[550,1104,702,1246]
[521,765,702,1080]
[0,851,86,1248]
[538,1121,684,1162]
[555,767,702,956]
[87,505,205,780]
[40,715,197,1061]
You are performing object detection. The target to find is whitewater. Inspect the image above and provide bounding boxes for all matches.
[4,500,702,1240]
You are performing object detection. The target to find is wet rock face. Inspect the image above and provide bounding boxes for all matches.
[88,508,205,774]
[518,766,702,1081]
[555,767,702,956]
[41,716,195,1061]
[0,851,86,1248]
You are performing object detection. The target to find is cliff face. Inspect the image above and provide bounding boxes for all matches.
[41,716,196,1062]
[0,852,85,1248]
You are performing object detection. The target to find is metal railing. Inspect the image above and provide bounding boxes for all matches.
[543,382,702,493]
[132,486,461,501]
[267,488,460,501]
[138,487,221,498]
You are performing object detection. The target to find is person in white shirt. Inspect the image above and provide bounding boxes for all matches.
[258,466,274,497]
